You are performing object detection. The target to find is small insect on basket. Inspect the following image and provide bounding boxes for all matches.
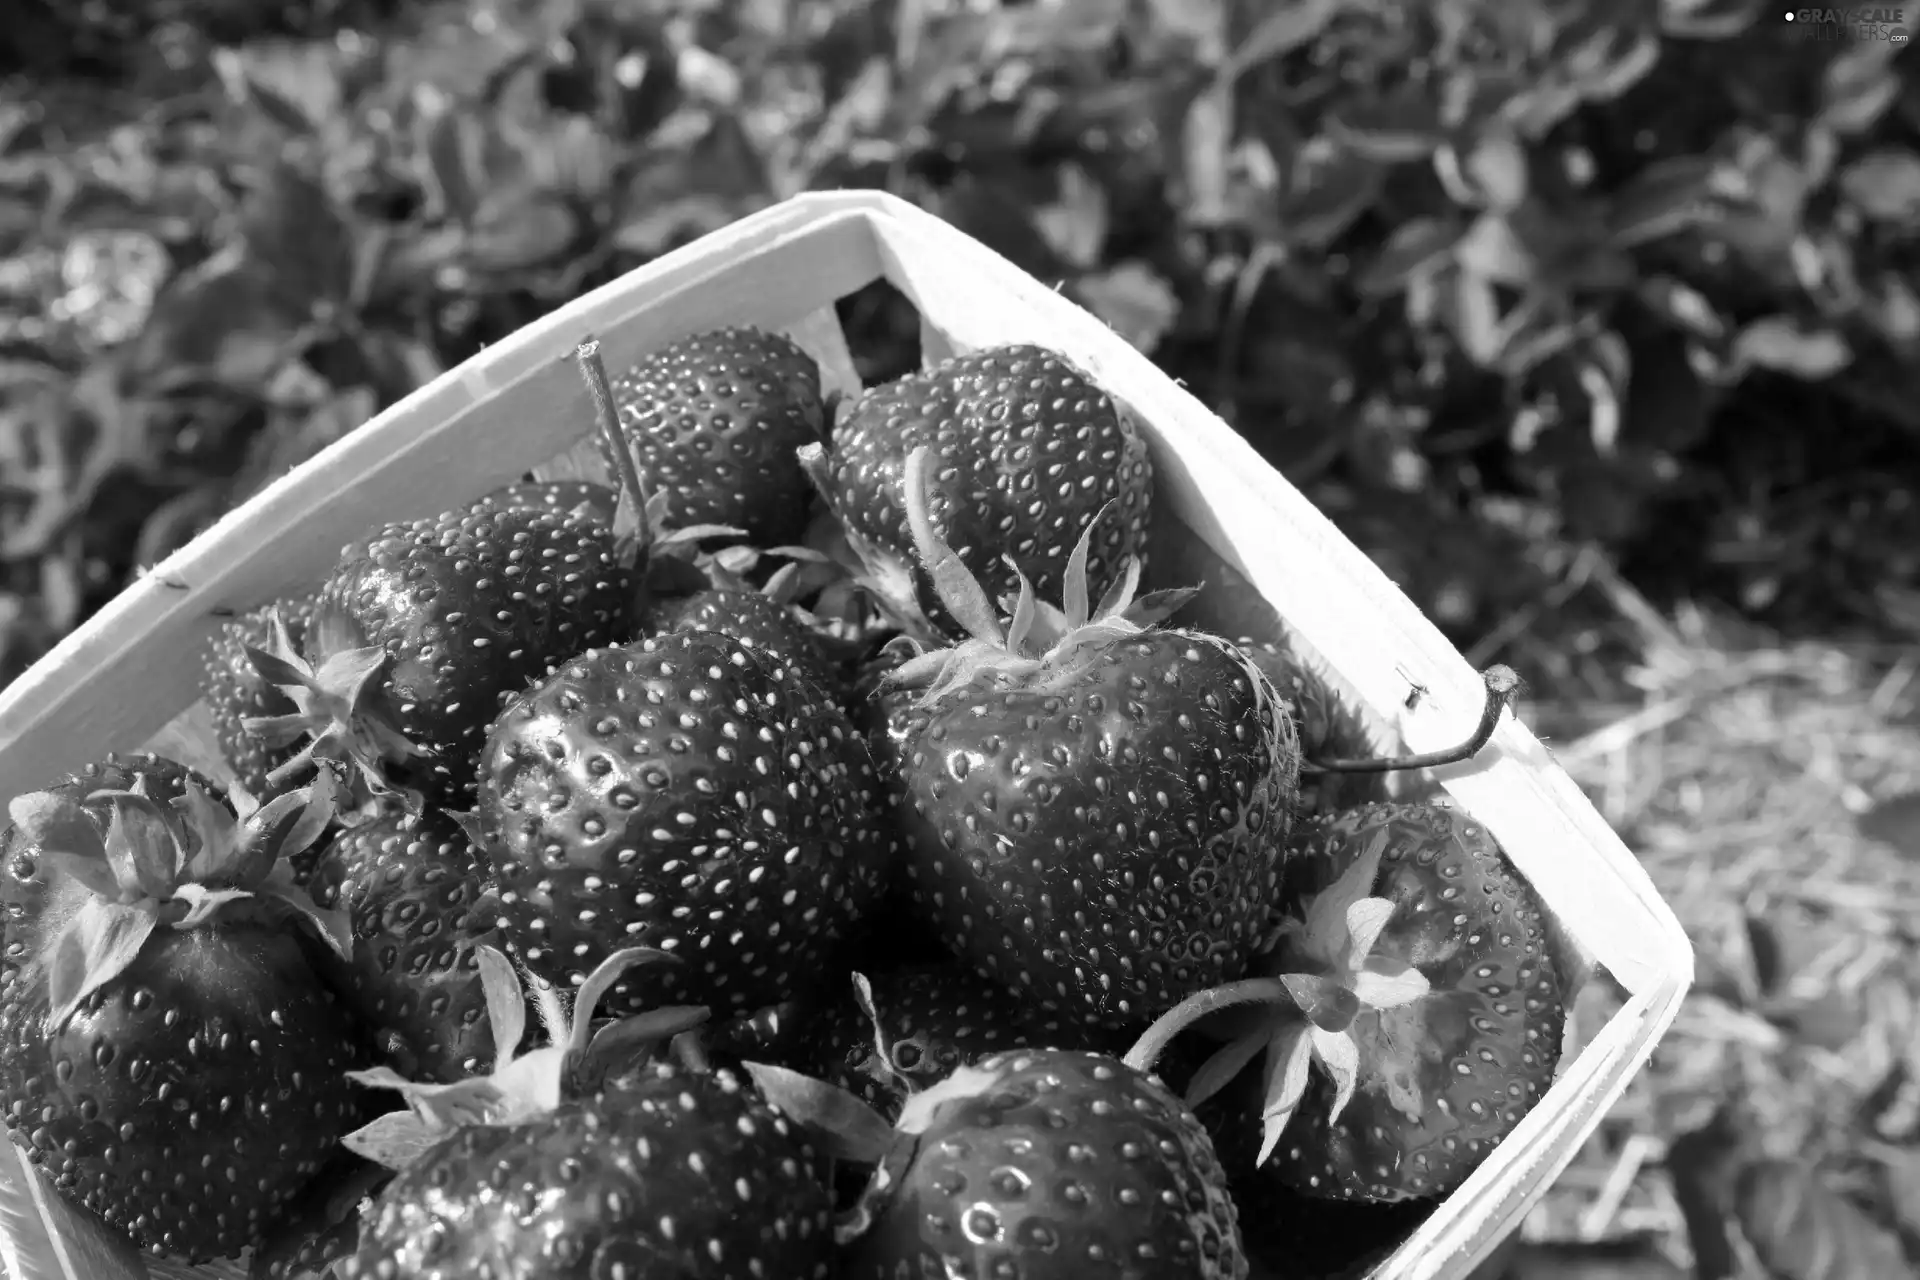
[0,191,1693,1280]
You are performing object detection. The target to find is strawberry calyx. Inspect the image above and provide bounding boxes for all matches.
[342,944,707,1172]
[742,972,961,1245]
[795,439,933,644]
[1122,830,1430,1167]
[6,772,347,1030]
[636,487,759,599]
[241,606,430,813]
[877,444,1198,709]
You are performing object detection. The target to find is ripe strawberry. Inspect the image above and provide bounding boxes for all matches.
[201,592,322,798]
[341,946,832,1280]
[305,808,500,1083]
[0,761,364,1260]
[800,343,1153,642]
[471,628,892,1019]
[1127,799,1567,1205]
[636,537,848,699]
[748,1048,1247,1279]
[599,325,827,547]
[780,967,1136,1121]
[1234,635,1387,817]
[248,487,640,810]
[873,448,1299,1027]
[478,477,618,524]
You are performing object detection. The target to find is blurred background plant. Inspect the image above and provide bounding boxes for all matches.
[4,0,1920,1273]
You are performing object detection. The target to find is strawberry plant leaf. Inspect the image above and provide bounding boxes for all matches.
[213,44,340,136]
[47,898,159,1029]
[1838,149,1920,223]
[1446,270,1505,366]
[1277,152,1386,249]
[465,190,580,275]
[1566,28,1661,105]
[1076,263,1179,355]
[1325,89,1446,163]
[1880,1146,1920,1241]
[413,87,486,224]
[132,253,306,387]
[1220,0,1337,83]
[1731,318,1851,380]
[1821,45,1901,135]
[241,164,355,315]
[1660,0,1766,40]
[1603,155,1723,247]
[1455,213,1536,286]
[1733,1159,1909,1279]
[1356,217,1466,296]
[1462,128,1529,210]
[1031,163,1110,269]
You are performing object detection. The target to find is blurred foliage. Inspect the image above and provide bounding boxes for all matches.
[4,0,1920,689]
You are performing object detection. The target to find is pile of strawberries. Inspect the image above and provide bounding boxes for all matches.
[0,328,1569,1280]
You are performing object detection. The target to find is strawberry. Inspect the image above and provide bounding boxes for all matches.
[0,761,364,1260]
[747,1047,1248,1279]
[246,486,640,811]
[782,967,1137,1121]
[305,807,500,1083]
[636,536,849,699]
[471,627,892,1020]
[645,579,842,691]
[1125,799,1567,1205]
[599,325,827,548]
[340,946,833,1280]
[1233,636,1387,817]
[872,447,1299,1027]
[799,343,1153,643]
[200,592,321,798]
[478,477,619,524]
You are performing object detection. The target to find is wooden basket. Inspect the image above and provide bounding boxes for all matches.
[0,190,1693,1280]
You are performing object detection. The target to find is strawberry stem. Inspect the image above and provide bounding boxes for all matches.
[1122,976,1297,1076]
[1301,665,1523,776]
[576,338,653,562]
